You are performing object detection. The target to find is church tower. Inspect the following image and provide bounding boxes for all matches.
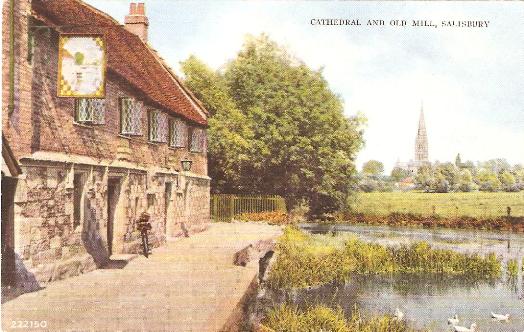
[414,106,428,162]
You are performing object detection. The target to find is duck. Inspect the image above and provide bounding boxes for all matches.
[447,314,459,325]
[491,312,510,321]
[453,323,477,332]
[394,307,404,321]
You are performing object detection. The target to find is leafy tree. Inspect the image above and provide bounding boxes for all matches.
[362,160,384,177]
[180,56,254,193]
[391,167,410,182]
[461,160,476,174]
[499,171,516,191]
[476,169,502,192]
[481,159,511,174]
[433,172,450,193]
[74,52,84,65]
[434,163,460,192]
[415,165,435,192]
[458,169,477,192]
[512,164,524,181]
[181,34,365,216]
[513,165,524,191]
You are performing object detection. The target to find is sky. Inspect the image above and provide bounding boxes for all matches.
[86,0,524,172]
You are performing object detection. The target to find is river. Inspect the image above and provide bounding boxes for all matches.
[293,223,524,331]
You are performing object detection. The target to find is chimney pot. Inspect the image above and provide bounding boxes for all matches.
[136,3,145,15]
[124,2,149,43]
[129,3,137,15]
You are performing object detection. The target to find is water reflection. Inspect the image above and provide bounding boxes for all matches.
[290,223,524,331]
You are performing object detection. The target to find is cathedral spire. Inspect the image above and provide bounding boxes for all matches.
[415,104,428,162]
[418,105,426,135]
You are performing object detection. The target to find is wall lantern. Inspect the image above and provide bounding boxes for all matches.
[181,159,192,172]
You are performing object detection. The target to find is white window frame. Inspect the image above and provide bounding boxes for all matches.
[169,118,188,148]
[120,97,143,136]
[190,127,206,153]
[148,110,169,143]
[75,98,105,124]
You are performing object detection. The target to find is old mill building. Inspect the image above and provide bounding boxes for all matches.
[2,0,210,292]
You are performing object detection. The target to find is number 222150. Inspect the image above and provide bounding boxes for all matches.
[10,320,47,329]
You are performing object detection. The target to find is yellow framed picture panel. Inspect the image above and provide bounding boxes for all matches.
[57,34,106,98]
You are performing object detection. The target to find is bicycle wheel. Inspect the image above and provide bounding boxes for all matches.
[141,231,149,258]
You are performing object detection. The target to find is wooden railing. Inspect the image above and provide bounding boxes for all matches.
[211,194,287,222]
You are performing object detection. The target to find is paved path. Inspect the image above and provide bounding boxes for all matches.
[1,223,282,332]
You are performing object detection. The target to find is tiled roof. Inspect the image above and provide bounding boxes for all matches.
[32,0,208,126]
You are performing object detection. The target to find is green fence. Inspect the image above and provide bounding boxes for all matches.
[211,194,287,222]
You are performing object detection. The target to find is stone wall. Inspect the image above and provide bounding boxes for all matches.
[13,164,99,288]
[168,176,211,238]
[13,161,210,288]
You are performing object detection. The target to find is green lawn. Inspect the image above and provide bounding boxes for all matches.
[352,192,524,218]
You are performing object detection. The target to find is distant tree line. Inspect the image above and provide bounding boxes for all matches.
[415,157,524,193]
[358,157,524,193]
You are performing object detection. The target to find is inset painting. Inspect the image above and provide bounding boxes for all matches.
[58,35,106,97]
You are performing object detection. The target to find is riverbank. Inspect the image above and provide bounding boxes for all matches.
[253,225,523,331]
[333,212,524,232]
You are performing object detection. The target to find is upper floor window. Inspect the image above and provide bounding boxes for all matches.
[75,98,105,124]
[169,118,188,148]
[120,97,143,135]
[190,127,207,153]
[148,110,168,143]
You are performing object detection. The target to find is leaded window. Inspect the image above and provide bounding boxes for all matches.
[169,118,188,148]
[120,97,143,135]
[190,127,206,153]
[75,98,105,124]
[149,110,169,143]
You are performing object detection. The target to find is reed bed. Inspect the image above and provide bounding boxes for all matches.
[507,258,519,278]
[267,227,502,289]
[260,304,425,332]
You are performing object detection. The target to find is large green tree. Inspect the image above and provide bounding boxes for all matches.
[181,34,365,216]
[362,160,384,177]
[180,56,254,193]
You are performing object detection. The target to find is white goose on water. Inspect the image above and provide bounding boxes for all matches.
[394,308,404,321]
[453,323,477,332]
[491,312,510,321]
[447,314,459,325]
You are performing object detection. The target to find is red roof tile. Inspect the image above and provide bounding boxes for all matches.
[32,0,208,126]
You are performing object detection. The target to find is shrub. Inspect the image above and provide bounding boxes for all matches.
[288,199,310,223]
[507,259,518,278]
[237,211,289,225]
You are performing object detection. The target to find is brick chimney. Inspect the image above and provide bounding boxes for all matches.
[124,2,149,43]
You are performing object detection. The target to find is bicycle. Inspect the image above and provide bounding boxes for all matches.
[136,212,152,258]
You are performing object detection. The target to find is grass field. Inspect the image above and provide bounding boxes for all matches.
[352,192,524,218]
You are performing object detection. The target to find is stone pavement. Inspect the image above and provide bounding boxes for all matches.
[1,222,282,332]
